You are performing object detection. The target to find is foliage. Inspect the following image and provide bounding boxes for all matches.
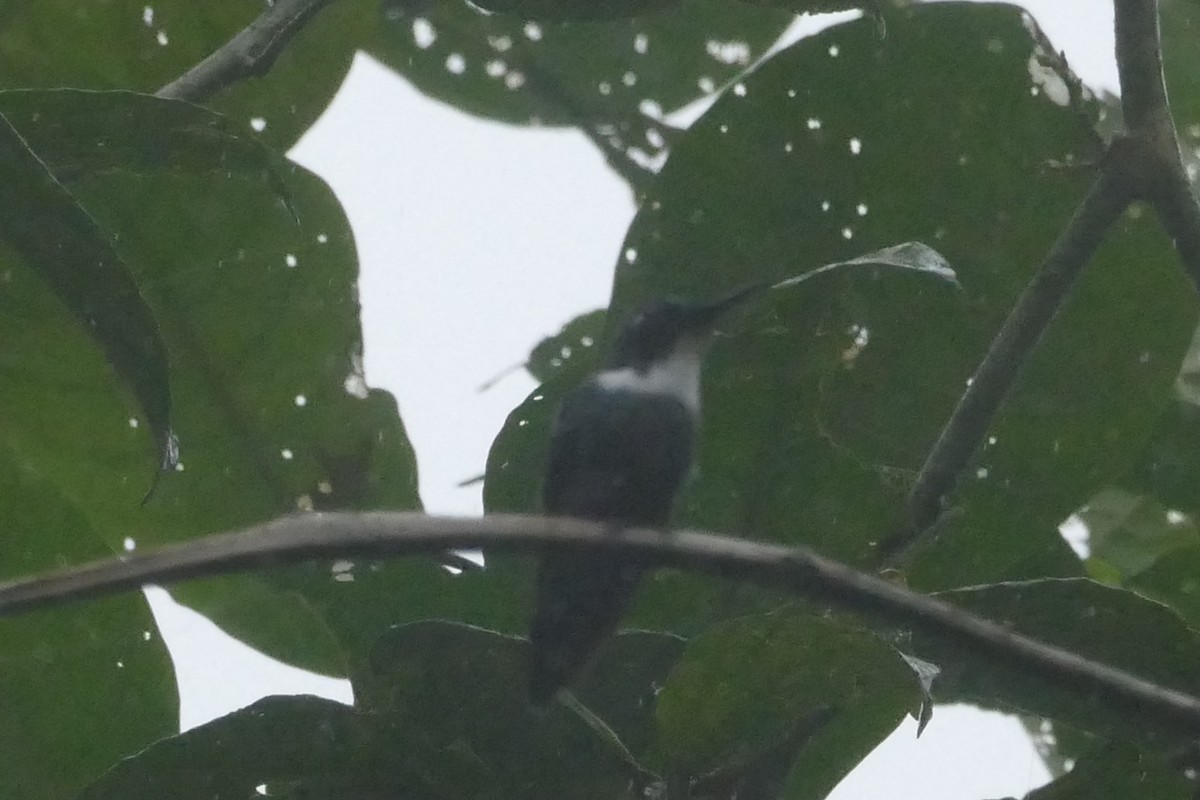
[1,0,1199,799]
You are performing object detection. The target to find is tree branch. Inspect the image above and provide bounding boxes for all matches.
[887,0,1200,559]
[1114,0,1200,290]
[886,165,1133,556]
[156,0,338,103]
[1115,0,1169,133]
[3,511,1200,738]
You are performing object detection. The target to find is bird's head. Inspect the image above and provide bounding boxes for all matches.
[607,283,763,372]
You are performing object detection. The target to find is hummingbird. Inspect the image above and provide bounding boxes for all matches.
[528,284,762,704]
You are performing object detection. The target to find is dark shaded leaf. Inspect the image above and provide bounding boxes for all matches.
[0,0,368,150]
[369,0,793,142]
[654,608,923,800]
[486,5,1189,637]
[0,111,173,468]
[75,695,363,800]
[573,629,686,760]
[0,445,176,800]
[915,578,1200,746]
[365,621,643,799]
[0,155,418,673]
[0,89,281,182]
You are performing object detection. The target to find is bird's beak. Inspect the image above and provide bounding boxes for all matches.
[687,282,767,330]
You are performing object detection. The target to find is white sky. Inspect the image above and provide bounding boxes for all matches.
[153,1,1118,796]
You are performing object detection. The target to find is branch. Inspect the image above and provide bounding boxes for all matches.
[888,0,1200,558]
[4,511,1200,738]
[1115,0,1170,132]
[1114,0,1200,290]
[886,165,1133,555]
[156,0,338,103]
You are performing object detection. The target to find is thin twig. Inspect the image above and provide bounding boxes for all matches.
[156,0,338,103]
[3,511,1200,738]
[885,165,1133,556]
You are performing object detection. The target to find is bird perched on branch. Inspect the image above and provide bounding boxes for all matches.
[528,284,762,704]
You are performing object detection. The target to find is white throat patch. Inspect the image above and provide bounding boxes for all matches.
[594,347,703,413]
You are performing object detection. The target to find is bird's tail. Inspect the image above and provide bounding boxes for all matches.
[528,552,642,705]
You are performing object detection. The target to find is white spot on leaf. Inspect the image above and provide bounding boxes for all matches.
[412,18,436,49]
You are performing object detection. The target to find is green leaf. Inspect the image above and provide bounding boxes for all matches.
[364,620,643,799]
[0,445,176,800]
[1126,401,1200,523]
[0,147,419,673]
[369,0,793,137]
[1024,739,1189,800]
[654,608,922,800]
[0,0,369,150]
[0,89,282,182]
[0,111,173,468]
[1093,404,1200,629]
[614,2,1191,590]
[1076,486,1199,579]
[526,308,607,384]
[915,578,1200,745]
[572,630,686,760]
[466,0,683,21]
[487,3,1187,635]
[74,695,363,800]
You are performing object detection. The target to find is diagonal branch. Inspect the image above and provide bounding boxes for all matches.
[885,163,1134,556]
[156,0,339,103]
[886,0,1200,560]
[3,511,1200,739]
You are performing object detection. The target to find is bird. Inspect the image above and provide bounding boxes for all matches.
[528,284,762,704]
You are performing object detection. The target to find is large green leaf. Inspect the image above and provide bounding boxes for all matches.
[364,621,644,798]
[572,629,686,761]
[75,695,364,800]
[0,0,369,149]
[654,608,921,800]
[0,110,173,468]
[0,445,176,800]
[0,93,421,673]
[485,3,1195,625]
[368,0,794,166]
[915,578,1200,746]
[0,88,282,180]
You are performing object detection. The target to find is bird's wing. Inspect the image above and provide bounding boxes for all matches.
[541,382,692,523]
[530,382,693,703]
